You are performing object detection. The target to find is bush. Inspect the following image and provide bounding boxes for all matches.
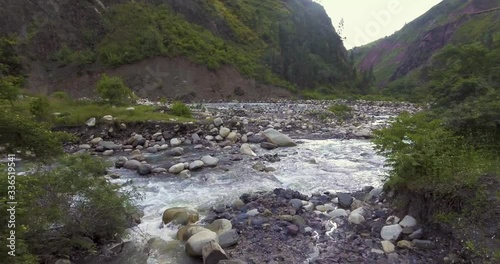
[328,104,352,120]
[0,154,138,263]
[0,107,73,161]
[51,91,70,100]
[373,113,494,214]
[0,76,21,105]
[29,96,52,122]
[170,101,192,118]
[96,74,135,105]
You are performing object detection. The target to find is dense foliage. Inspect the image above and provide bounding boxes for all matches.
[0,155,137,263]
[373,39,499,261]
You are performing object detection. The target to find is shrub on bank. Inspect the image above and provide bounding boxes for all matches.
[96,74,136,105]
[0,154,138,263]
[170,101,192,118]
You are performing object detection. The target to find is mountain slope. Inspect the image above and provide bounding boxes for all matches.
[0,0,353,99]
[353,0,500,89]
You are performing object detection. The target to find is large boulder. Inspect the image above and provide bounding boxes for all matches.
[185,230,218,256]
[162,207,199,225]
[98,141,121,150]
[262,129,296,147]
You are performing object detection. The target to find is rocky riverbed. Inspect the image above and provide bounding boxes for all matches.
[69,100,463,264]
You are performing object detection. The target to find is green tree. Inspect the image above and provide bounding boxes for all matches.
[96,74,135,105]
[29,96,52,122]
[0,108,72,161]
[0,77,20,106]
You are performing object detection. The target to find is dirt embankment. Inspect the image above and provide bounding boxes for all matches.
[27,56,294,101]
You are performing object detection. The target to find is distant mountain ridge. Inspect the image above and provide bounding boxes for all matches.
[0,0,354,99]
[353,0,500,87]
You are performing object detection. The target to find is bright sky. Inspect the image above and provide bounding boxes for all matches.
[319,0,442,49]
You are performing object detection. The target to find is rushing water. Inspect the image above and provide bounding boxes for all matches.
[100,102,397,263]
[108,138,387,263]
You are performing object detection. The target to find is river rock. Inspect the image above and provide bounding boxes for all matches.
[262,128,296,147]
[189,160,204,171]
[201,155,219,167]
[329,209,348,219]
[170,138,181,147]
[90,137,102,145]
[399,215,417,228]
[289,199,303,209]
[247,134,265,143]
[162,207,199,225]
[260,142,277,150]
[79,144,91,150]
[185,230,218,256]
[152,167,167,174]
[227,132,237,142]
[208,219,232,235]
[115,156,128,168]
[381,240,395,253]
[179,170,191,178]
[137,164,152,175]
[218,229,239,248]
[287,224,300,236]
[123,160,142,170]
[409,228,423,240]
[219,127,230,138]
[86,117,96,127]
[213,117,223,127]
[381,224,403,241]
[169,163,185,174]
[103,150,114,156]
[178,225,210,241]
[102,115,113,122]
[168,147,184,156]
[99,141,121,150]
[240,144,256,156]
[337,193,354,209]
[397,240,413,249]
[353,128,373,138]
[348,212,365,224]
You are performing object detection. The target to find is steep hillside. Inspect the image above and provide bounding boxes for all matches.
[353,0,500,89]
[0,0,353,100]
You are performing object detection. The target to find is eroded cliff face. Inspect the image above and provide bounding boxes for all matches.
[0,0,350,100]
[353,0,500,86]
